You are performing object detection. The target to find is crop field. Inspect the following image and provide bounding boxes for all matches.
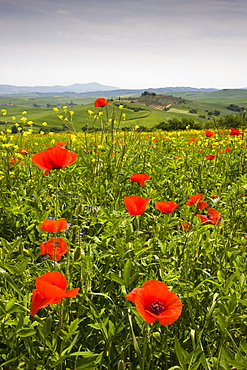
[0,101,247,370]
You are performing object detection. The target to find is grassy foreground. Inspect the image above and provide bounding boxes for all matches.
[0,106,247,369]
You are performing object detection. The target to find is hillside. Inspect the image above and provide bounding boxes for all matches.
[121,92,189,110]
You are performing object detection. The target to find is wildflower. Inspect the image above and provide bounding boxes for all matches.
[130,173,150,186]
[230,127,242,136]
[22,111,27,115]
[56,142,67,147]
[40,237,68,261]
[88,110,94,115]
[39,218,68,232]
[186,193,208,209]
[9,155,20,165]
[181,222,190,231]
[19,148,29,155]
[205,130,214,137]
[205,154,215,160]
[42,122,48,126]
[155,201,179,214]
[94,98,110,107]
[53,107,59,112]
[1,109,7,116]
[196,208,220,225]
[126,280,182,325]
[124,195,150,215]
[32,145,77,175]
[30,271,79,316]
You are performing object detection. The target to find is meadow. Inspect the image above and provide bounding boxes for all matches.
[0,101,247,370]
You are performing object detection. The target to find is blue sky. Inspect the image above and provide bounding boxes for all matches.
[1,0,247,89]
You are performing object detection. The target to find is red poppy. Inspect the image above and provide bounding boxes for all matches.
[40,237,68,261]
[19,148,29,155]
[189,137,196,143]
[186,193,208,209]
[126,280,182,325]
[30,271,80,316]
[205,130,214,137]
[94,98,110,107]
[220,147,232,153]
[32,145,77,175]
[56,141,67,147]
[155,201,179,214]
[9,155,20,165]
[205,154,215,160]
[230,127,243,136]
[181,222,190,231]
[39,218,68,232]
[130,173,150,186]
[124,195,150,215]
[196,208,220,225]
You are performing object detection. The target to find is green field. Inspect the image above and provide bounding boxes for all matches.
[1,89,246,132]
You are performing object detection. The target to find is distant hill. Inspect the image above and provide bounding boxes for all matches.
[0,83,219,96]
[0,82,120,95]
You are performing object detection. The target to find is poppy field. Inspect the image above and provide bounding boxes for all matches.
[0,102,247,370]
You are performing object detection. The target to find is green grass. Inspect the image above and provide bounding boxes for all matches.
[1,127,247,369]
[0,124,247,369]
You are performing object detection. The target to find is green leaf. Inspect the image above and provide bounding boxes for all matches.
[16,328,36,337]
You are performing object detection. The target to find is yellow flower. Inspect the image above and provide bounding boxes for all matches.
[6,129,12,134]
[39,131,44,135]
[22,111,27,115]
[14,123,19,127]
[49,132,54,136]
[21,117,27,123]
[63,106,67,109]
[42,122,48,126]
[34,142,39,145]
[27,121,33,126]
[122,113,126,118]
[23,131,31,137]
[119,105,124,109]
[98,112,103,116]
[135,125,139,129]
[58,115,63,120]
[88,110,94,115]
[51,139,55,144]
[1,109,7,116]
[69,111,74,116]
[12,116,16,121]
[53,107,59,112]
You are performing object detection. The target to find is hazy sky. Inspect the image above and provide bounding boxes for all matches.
[1,0,247,89]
